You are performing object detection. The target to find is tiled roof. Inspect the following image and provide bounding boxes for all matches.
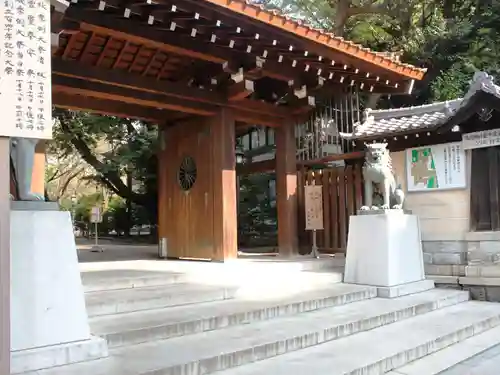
[202,0,427,80]
[340,71,500,140]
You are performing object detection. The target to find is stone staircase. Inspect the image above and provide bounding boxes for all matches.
[21,260,500,375]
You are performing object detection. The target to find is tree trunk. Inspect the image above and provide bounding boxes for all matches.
[125,169,133,237]
[333,0,350,36]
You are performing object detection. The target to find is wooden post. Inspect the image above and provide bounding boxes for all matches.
[276,121,298,257]
[0,137,10,375]
[211,109,238,261]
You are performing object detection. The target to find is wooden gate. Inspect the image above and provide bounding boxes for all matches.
[297,164,363,254]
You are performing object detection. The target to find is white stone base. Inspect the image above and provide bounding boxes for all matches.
[344,211,428,295]
[11,336,108,374]
[10,205,109,372]
[376,279,435,298]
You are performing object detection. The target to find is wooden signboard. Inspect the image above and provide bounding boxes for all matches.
[0,0,52,139]
[304,184,324,231]
[463,129,500,150]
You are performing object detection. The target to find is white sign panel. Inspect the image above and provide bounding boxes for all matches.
[406,142,466,192]
[0,0,52,139]
[462,129,500,150]
[304,185,324,230]
[90,206,102,223]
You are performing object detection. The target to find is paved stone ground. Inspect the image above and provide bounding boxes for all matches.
[77,242,158,263]
[76,241,282,263]
[438,344,500,375]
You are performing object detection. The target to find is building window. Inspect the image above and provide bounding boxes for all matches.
[251,131,259,149]
[267,128,275,145]
[241,134,250,151]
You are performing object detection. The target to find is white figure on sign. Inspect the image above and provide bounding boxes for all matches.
[10,138,44,201]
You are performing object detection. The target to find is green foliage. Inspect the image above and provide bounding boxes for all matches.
[238,173,277,247]
[70,192,103,234]
[257,0,500,105]
[104,196,129,235]
[51,109,159,230]
[430,64,473,102]
[104,196,152,236]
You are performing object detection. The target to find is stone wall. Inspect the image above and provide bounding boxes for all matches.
[390,151,471,276]
[466,232,500,266]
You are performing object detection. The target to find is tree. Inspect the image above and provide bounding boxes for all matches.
[238,173,277,247]
[45,147,93,201]
[71,192,103,237]
[256,0,500,107]
[51,109,159,230]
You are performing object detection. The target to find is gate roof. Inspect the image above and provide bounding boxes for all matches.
[51,0,426,125]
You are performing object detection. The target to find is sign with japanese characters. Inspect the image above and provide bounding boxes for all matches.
[304,185,324,230]
[462,129,500,150]
[406,142,466,192]
[0,0,52,139]
[90,206,103,223]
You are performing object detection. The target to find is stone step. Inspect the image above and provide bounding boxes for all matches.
[84,269,346,318]
[388,325,500,375]
[27,289,469,375]
[436,344,500,375]
[85,283,238,317]
[81,267,344,293]
[90,283,376,348]
[215,301,500,375]
[82,270,189,292]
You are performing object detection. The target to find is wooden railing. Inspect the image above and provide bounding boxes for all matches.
[297,164,364,254]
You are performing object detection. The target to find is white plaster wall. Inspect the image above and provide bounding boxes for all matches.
[391,150,471,241]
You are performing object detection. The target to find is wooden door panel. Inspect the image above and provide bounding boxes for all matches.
[164,118,215,260]
[190,123,214,259]
[470,146,500,231]
[489,147,500,230]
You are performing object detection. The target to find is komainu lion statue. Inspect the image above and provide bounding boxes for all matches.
[361,143,404,210]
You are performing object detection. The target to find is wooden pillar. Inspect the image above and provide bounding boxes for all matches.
[211,109,238,261]
[276,121,298,256]
[157,128,169,247]
[31,141,46,196]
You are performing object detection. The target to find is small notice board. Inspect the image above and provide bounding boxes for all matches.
[304,185,324,231]
[406,142,466,192]
[90,206,103,223]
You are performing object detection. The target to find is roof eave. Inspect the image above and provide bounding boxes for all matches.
[200,0,426,81]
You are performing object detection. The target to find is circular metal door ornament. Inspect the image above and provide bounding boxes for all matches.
[178,156,197,191]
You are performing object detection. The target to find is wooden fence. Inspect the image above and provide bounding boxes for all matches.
[297,164,364,254]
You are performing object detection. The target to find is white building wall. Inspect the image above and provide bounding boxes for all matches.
[390,150,472,276]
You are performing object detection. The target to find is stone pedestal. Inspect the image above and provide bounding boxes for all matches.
[344,210,434,298]
[10,203,108,374]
